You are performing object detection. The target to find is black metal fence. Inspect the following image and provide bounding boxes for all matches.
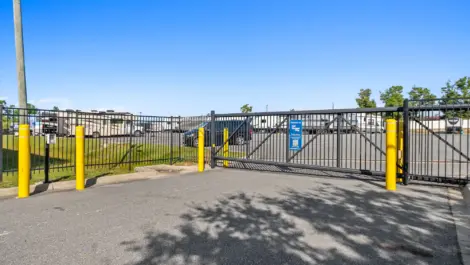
[3,98,470,186]
[0,106,207,186]
[211,99,470,184]
[211,108,402,177]
[406,98,470,184]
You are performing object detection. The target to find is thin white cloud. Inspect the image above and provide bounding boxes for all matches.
[30,98,72,110]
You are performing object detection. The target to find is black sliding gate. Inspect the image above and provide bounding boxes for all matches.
[211,107,399,178]
[210,99,470,185]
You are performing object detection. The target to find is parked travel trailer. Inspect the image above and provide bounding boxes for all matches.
[39,110,145,137]
[354,113,385,133]
[252,115,286,133]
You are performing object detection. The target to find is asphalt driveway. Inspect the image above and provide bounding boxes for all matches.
[0,169,463,265]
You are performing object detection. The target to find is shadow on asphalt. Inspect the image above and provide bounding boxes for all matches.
[120,179,462,264]
[85,173,111,188]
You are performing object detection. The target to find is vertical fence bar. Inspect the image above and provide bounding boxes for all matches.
[337,113,342,168]
[128,117,134,172]
[44,142,50,183]
[285,115,290,163]
[170,116,174,165]
[0,104,3,182]
[398,120,404,182]
[245,116,250,159]
[403,99,410,185]
[210,111,216,168]
[178,116,182,161]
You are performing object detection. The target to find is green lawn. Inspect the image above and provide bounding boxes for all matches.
[1,135,243,188]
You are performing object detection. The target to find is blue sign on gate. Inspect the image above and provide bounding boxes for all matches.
[289,120,302,151]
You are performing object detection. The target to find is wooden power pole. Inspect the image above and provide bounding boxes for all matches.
[13,0,28,124]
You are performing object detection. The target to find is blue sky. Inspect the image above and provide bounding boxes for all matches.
[0,0,469,116]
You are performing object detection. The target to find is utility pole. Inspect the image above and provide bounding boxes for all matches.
[265,105,268,112]
[13,0,28,124]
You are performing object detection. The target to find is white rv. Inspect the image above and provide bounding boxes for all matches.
[42,110,145,137]
[252,115,287,133]
[355,113,385,133]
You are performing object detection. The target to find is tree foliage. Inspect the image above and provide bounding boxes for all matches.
[53,106,59,111]
[355,88,376,108]
[380,86,404,107]
[240,104,253,113]
[408,86,437,107]
[440,76,470,118]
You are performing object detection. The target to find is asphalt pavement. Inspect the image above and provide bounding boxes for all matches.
[0,169,462,265]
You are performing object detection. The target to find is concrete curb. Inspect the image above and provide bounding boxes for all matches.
[463,185,470,206]
[0,165,203,199]
[449,187,470,265]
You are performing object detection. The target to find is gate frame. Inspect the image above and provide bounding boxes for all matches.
[210,107,401,177]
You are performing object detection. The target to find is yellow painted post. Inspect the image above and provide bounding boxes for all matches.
[397,121,404,183]
[18,124,30,198]
[75,126,85,191]
[223,128,229,167]
[198,127,205,172]
[386,119,397,191]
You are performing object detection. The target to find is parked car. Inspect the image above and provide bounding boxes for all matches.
[183,120,253,147]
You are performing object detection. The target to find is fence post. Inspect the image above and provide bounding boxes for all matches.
[178,116,181,161]
[18,124,30,198]
[198,127,205,172]
[337,113,342,168]
[44,141,50,183]
[170,116,174,165]
[245,116,250,159]
[223,128,229,167]
[285,114,290,163]
[403,99,410,185]
[0,104,3,182]
[386,119,397,191]
[397,120,404,183]
[75,126,85,191]
[210,110,216,168]
[128,118,133,172]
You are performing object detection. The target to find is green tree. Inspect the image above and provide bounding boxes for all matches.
[380,86,404,119]
[0,99,6,106]
[27,103,38,114]
[355,88,376,108]
[380,86,404,107]
[408,86,437,106]
[440,76,470,118]
[240,104,253,113]
[53,106,59,111]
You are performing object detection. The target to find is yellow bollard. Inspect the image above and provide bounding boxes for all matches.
[223,128,229,167]
[198,127,205,172]
[18,124,30,198]
[386,119,397,191]
[75,126,85,190]
[397,121,404,183]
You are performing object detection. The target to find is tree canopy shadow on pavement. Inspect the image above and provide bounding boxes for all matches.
[121,181,462,265]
